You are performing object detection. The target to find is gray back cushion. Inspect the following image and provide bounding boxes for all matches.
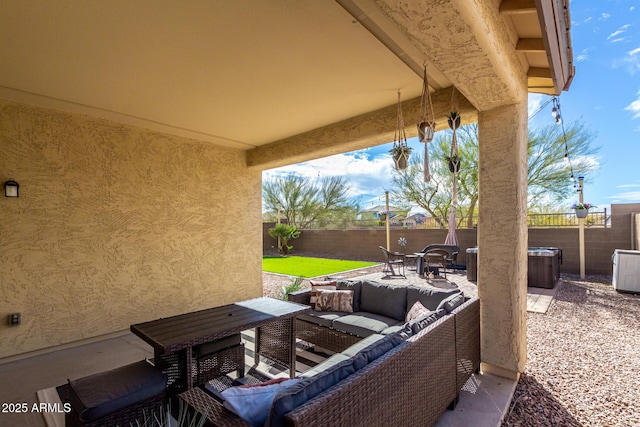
[436,292,466,312]
[360,281,407,321]
[406,286,460,311]
[336,280,362,312]
[268,354,366,427]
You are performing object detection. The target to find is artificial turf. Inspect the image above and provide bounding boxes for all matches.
[262,256,378,278]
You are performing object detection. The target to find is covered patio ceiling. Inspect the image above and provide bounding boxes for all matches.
[0,0,573,154]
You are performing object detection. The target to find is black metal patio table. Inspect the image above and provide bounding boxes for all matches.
[131,297,310,394]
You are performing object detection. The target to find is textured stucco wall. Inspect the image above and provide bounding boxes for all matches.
[0,100,262,358]
[477,101,529,377]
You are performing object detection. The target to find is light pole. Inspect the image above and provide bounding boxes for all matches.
[385,191,390,250]
[578,177,585,279]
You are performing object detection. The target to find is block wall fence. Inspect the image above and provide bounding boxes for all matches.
[263,203,640,276]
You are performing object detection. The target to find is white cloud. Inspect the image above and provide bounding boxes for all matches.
[607,24,630,40]
[616,183,640,189]
[624,91,640,119]
[263,151,395,197]
[614,47,640,75]
[600,13,611,20]
[608,191,640,202]
[576,48,589,62]
[527,93,545,118]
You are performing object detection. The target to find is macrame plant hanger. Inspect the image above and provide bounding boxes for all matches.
[391,90,410,171]
[418,64,436,182]
[448,87,461,209]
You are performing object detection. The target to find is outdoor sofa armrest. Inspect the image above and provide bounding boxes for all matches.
[288,289,311,305]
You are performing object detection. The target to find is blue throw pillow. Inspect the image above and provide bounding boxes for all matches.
[221,378,300,427]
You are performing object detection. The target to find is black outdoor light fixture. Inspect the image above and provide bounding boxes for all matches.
[4,179,19,197]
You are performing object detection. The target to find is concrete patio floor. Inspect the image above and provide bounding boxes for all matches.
[0,270,559,427]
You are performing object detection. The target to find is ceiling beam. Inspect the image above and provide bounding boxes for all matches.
[527,67,552,78]
[246,87,477,170]
[499,0,536,15]
[516,38,545,52]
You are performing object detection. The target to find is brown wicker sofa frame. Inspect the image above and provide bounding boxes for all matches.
[289,289,480,395]
[179,295,480,427]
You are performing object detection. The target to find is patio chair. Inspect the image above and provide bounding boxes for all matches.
[424,249,449,278]
[379,246,405,278]
[417,244,460,274]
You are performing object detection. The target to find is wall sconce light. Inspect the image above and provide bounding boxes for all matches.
[4,179,19,197]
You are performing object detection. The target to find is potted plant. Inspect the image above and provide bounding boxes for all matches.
[389,145,412,171]
[417,121,435,143]
[572,202,594,219]
[378,210,388,221]
[447,112,461,130]
[445,154,461,173]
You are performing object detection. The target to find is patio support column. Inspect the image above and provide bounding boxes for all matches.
[477,101,528,379]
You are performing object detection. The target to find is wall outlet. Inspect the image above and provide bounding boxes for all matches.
[9,313,21,326]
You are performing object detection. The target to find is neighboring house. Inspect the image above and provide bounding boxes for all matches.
[403,213,427,228]
[360,205,408,221]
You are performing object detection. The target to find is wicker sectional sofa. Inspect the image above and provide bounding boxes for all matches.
[182,279,480,427]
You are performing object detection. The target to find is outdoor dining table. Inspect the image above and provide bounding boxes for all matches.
[130,297,310,394]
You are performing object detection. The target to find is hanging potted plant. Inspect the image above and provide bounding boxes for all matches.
[391,91,410,171]
[378,210,388,221]
[572,202,594,219]
[389,145,412,171]
[445,154,461,173]
[417,65,436,143]
[448,111,461,130]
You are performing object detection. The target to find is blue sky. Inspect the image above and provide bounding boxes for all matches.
[264,0,640,212]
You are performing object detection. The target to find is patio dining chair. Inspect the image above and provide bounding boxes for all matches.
[379,246,406,278]
[424,249,449,278]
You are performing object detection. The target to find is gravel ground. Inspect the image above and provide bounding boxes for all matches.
[263,267,640,426]
[502,274,640,427]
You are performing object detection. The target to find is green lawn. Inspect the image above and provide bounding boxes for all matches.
[262,256,378,278]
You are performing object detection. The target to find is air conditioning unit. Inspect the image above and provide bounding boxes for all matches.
[612,249,640,294]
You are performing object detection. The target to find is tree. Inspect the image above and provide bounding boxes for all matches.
[267,223,300,255]
[527,121,598,208]
[391,124,479,228]
[263,174,357,228]
[391,121,599,225]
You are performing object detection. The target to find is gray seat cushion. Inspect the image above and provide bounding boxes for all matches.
[300,353,352,378]
[332,312,403,338]
[298,311,346,328]
[336,280,362,312]
[360,281,407,321]
[69,360,167,423]
[341,334,386,357]
[342,332,406,364]
[406,286,460,311]
[381,325,404,335]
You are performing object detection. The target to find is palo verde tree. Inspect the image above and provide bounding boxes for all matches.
[263,174,357,228]
[390,124,478,228]
[391,120,599,225]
